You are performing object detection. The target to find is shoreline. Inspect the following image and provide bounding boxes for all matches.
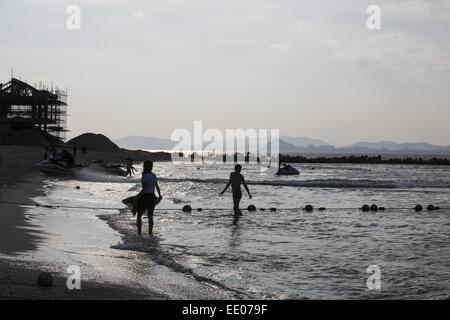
[0,145,172,299]
[0,145,236,299]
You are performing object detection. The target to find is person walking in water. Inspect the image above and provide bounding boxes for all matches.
[136,160,162,236]
[126,157,137,177]
[220,164,252,224]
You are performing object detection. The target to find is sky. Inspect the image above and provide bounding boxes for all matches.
[1,0,449,146]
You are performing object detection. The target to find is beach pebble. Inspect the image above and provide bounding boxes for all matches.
[38,272,53,287]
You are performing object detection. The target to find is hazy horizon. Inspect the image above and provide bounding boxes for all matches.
[111,134,450,148]
[1,0,450,146]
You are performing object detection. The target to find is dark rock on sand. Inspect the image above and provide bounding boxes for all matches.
[38,272,53,287]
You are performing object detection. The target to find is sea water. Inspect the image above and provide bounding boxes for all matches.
[34,162,450,299]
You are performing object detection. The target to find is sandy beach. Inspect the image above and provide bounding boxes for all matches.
[0,145,172,299]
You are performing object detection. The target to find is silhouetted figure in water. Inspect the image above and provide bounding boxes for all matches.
[136,160,162,236]
[220,164,252,224]
[126,158,137,177]
[61,148,75,165]
[49,147,57,163]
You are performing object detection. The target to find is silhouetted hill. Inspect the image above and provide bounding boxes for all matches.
[114,135,450,155]
[280,136,330,147]
[116,135,304,152]
[346,141,450,152]
[115,136,176,150]
[67,133,121,153]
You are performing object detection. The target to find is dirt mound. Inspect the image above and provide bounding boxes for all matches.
[67,133,121,153]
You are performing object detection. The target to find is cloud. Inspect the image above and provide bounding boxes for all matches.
[334,32,450,75]
[290,20,315,34]
[130,9,147,20]
[266,42,294,52]
[405,0,432,14]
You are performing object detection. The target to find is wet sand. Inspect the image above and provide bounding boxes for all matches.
[0,145,172,299]
[0,146,45,255]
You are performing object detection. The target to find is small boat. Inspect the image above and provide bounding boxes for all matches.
[36,160,81,175]
[276,164,299,176]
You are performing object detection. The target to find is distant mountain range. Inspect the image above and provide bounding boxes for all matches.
[280,136,330,147]
[114,136,450,155]
[115,136,177,150]
[346,141,450,152]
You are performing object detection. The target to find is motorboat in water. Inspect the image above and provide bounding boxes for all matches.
[276,163,300,176]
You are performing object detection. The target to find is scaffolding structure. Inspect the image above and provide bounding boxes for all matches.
[0,77,68,140]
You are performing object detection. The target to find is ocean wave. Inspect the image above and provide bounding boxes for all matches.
[158,177,450,189]
[74,166,450,189]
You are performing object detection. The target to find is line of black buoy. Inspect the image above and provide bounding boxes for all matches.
[182,203,443,213]
[0,200,446,213]
[415,204,441,211]
[361,204,385,212]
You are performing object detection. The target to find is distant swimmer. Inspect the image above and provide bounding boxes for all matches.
[135,160,162,236]
[220,164,252,224]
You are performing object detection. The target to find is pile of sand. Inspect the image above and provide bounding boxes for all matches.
[67,133,121,153]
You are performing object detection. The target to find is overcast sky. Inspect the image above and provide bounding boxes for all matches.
[1,0,449,146]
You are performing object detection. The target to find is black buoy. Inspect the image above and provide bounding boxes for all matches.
[318,207,326,211]
[426,204,435,211]
[197,208,202,212]
[182,205,192,213]
[304,204,313,212]
[38,272,53,287]
[270,207,277,212]
[361,204,370,212]
[247,205,256,212]
[370,204,378,212]
[76,186,80,190]
[379,207,386,211]
[415,204,423,212]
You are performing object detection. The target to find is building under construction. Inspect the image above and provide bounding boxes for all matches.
[0,77,68,141]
